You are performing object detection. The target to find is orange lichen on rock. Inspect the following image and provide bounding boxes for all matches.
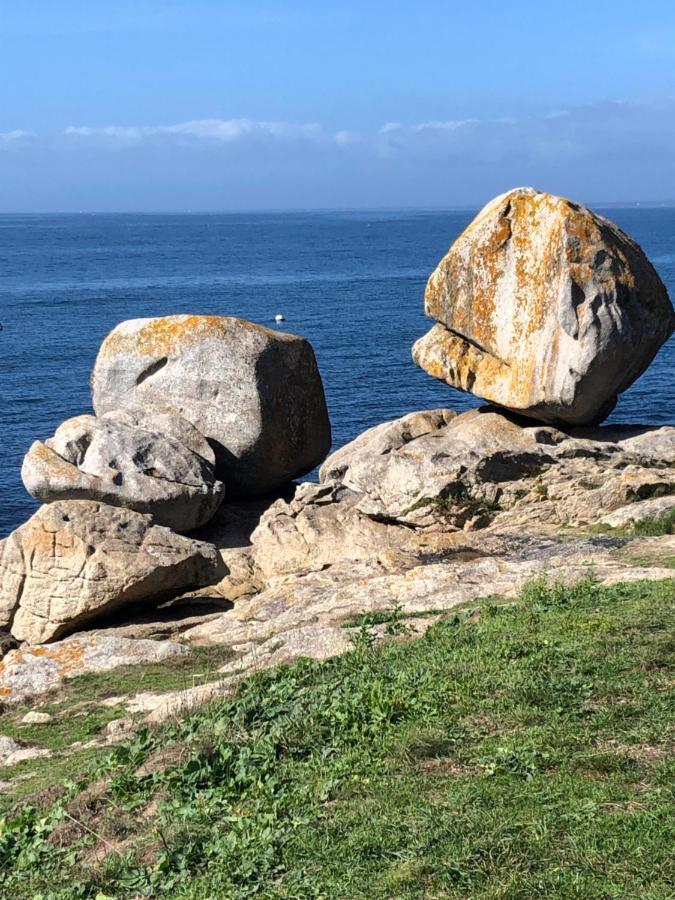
[98,314,286,360]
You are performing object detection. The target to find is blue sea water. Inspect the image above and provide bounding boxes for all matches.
[1,208,673,537]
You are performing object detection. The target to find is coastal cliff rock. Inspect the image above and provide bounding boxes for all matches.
[1,410,672,706]
[21,411,225,533]
[91,315,331,496]
[413,188,675,425]
[0,500,225,644]
[319,407,552,525]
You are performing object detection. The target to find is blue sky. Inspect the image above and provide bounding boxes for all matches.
[2,0,675,211]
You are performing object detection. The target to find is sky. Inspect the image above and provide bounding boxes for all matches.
[2,0,675,211]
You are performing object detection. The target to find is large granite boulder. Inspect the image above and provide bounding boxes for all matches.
[0,500,225,644]
[91,315,332,496]
[413,188,675,425]
[21,410,224,533]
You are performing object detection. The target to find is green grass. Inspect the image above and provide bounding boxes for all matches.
[630,507,675,536]
[1,576,674,899]
[0,644,235,811]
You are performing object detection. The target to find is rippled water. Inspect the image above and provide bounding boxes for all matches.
[1,208,673,536]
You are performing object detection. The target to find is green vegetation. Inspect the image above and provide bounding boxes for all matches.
[403,486,501,519]
[630,506,675,536]
[1,576,674,898]
[0,645,235,804]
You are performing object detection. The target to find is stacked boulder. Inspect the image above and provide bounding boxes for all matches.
[2,315,331,644]
[413,187,675,424]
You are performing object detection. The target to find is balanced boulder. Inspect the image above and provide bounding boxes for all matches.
[91,315,332,496]
[0,500,225,644]
[22,410,224,533]
[413,187,675,425]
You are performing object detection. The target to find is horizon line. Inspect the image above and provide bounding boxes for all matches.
[1,199,675,216]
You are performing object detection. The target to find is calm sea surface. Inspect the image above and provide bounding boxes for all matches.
[1,209,673,537]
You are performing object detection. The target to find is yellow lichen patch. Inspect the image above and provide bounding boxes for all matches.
[98,315,282,360]
[28,442,82,481]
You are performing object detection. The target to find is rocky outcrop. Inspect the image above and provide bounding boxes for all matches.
[1,408,672,708]
[413,188,675,425]
[22,411,224,533]
[316,407,675,531]
[184,532,674,651]
[91,315,331,496]
[319,407,552,526]
[0,500,225,644]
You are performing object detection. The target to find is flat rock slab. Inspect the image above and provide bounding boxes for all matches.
[0,633,188,704]
[22,411,224,533]
[185,533,675,650]
[413,188,674,424]
[0,500,225,644]
[91,314,331,496]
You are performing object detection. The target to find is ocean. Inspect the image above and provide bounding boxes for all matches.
[1,208,673,537]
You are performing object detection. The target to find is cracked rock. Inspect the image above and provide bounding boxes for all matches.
[91,314,331,497]
[0,500,226,644]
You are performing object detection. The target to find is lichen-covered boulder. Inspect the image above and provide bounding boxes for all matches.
[21,411,224,533]
[0,500,225,644]
[413,187,675,425]
[91,315,332,496]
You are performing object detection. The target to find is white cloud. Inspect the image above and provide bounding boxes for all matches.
[0,129,34,143]
[64,118,328,145]
[16,99,675,189]
[380,119,477,135]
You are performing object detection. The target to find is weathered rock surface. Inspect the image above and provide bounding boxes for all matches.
[317,407,675,531]
[2,408,672,722]
[599,495,675,529]
[320,407,552,526]
[21,711,53,724]
[91,315,331,496]
[104,404,217,466]
[413,188,675,424]
[184,533,674,653]
[0,633,188,704]
[22,412,224,532]
[0,501,225,644]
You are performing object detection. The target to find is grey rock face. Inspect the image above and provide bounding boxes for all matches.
[91,315,332,496]
[21,412,224,533]
[0,500,226,644]
[320,407,555,524]
[413,188,675,425]
[104,404,217,466]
